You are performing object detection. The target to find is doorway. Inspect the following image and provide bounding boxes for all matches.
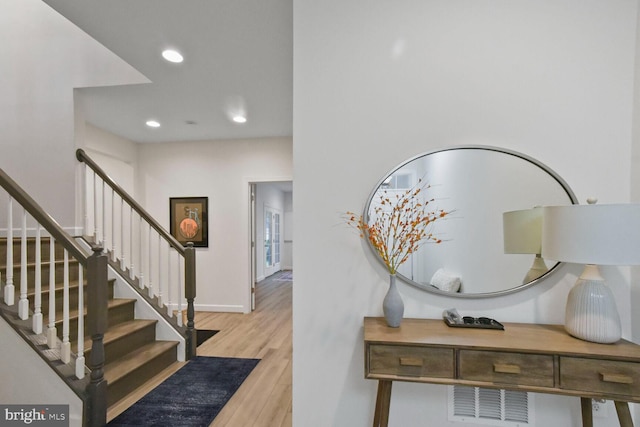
[249,181,293,311]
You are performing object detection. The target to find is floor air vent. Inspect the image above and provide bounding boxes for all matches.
[449,386,532,426]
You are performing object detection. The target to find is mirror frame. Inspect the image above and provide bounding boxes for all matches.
[363,145,578,298]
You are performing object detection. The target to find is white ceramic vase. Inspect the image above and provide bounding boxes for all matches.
[383,274,404,328]
[564,265,621,344]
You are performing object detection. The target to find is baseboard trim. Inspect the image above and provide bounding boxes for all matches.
[193,304,246,313]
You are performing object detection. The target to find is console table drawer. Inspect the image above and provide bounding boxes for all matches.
[560,357,640,396]
[459,350,554,387]
[368,344,454,379]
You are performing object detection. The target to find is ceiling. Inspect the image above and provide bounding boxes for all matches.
[43,0,293,144]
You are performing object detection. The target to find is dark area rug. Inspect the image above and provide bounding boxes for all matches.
[108,356,260,427]
[275,271,293,281]
[196,329,219,347]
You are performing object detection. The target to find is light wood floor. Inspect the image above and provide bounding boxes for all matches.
[107,271,292,426]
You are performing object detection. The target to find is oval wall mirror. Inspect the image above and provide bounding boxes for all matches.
[363,146,578,298]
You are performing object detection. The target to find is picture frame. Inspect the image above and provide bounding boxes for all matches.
[169,197,208,248]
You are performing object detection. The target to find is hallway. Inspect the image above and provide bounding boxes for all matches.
[199,270,292,426]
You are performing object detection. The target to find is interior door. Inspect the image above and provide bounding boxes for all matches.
[250,184,256,311]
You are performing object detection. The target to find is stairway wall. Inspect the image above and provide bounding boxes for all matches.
[0,0,148,231]
[0,318,83,427]
[110,266,186,361]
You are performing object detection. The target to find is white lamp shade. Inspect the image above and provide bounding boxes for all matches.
[503,207,543,254]
[542,204,640,265]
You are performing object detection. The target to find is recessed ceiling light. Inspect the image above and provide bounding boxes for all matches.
[232,115,247,124]
[162,49,184,63]
[146,120,161,128]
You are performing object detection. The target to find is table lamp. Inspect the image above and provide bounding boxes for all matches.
[541,201,640,344]
[503,207,548,284]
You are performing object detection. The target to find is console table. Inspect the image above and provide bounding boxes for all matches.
[364,317,640,427]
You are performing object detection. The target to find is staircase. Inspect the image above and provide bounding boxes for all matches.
[0,153,197,425]
[0,236,180,408]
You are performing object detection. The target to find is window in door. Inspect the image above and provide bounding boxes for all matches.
[264,207,281,276]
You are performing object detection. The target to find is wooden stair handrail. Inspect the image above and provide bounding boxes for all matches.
[76,149,197,359]
[76,148,185,255]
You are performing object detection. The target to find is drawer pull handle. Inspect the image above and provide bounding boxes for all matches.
[494,364,521,374]
[601,373,633,384]
[399,357,423,367]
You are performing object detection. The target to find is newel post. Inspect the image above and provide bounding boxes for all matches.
[185,242,197,360]
[86,245,108,426]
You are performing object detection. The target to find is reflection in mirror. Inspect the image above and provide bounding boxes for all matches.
[503,207,547,284]
[364,146,577,298]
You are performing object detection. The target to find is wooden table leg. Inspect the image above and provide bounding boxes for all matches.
[373,380,392,427]
[614,401,634,427]
[580,398,593,427]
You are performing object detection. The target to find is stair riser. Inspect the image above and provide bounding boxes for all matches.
[0,239,67,266]
[107,346,178,407]
[29,281,115,316]
[1,262,81,287]
[86,323,157,363]
[30,289,83,317]
[56,300,135,341]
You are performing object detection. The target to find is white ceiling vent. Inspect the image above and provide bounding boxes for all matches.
[449,386,532,426]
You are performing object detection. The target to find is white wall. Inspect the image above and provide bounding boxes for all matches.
[631,7,640,423]
[0,0,147,230]
[137,137,292,313]
[0,318,83,426]
[83,122,137,194]
[78,126,294,312]
[0,1,148,418]
[293,1,637,426]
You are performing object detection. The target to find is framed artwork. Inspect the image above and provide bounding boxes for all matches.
[169,197,208,247]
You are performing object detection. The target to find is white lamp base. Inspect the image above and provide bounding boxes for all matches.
[565,265,621,344]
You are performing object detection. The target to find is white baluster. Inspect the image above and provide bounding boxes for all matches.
[93,171,98,243]
[148,225,153,298]
[81,164,88,240]
[138,216,145,289]
[167,247,172,317]
[61,249,70,364]
[18,208,29,320]
[120,197,126,271]
[102,180,107,251]
[47,236,57,349]
[75,264,85,379]
[32,224,43,334]
[130,206,135,279]
[157,234,163,308]
[4,197,14,305]
[177,256,184,327]
[111,189,116,262]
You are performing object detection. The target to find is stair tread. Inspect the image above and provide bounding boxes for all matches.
[84,318,157,350]
[104,340,179,384]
